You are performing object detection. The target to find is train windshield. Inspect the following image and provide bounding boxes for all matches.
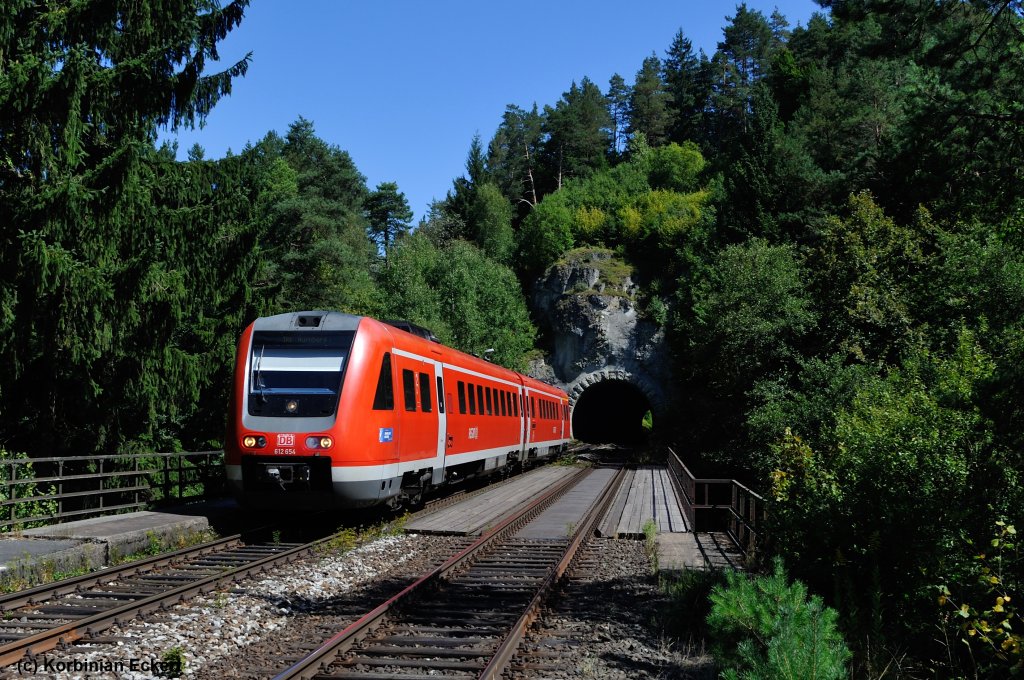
[248,331,355,417]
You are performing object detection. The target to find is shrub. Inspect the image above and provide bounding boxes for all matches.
[0,449,58,531]
[707,558,850,680]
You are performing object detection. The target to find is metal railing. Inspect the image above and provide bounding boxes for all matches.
[0,451,225,532]
[667,446,764,563]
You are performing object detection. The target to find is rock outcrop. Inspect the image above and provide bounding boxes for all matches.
[529,248,673,417]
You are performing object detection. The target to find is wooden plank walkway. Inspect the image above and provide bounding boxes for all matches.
[403,466,579,536]
[656,532,746,572]
[515,468,617,540]
[598,465,688,538]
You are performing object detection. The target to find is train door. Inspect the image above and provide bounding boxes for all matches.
[393,351,440,465]
[560,401,566,441]
[527,389,537,450]
[433,364,447,484]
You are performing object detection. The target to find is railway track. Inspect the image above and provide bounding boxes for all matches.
[0,455,588,673]
[0,531,336,668]
[269,464,626,680]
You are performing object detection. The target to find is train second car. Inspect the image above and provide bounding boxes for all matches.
[224,311,572,509]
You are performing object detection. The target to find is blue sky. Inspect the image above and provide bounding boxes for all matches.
[163,1,824,222]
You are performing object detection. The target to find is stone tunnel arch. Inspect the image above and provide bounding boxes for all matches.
[568,369,666,444]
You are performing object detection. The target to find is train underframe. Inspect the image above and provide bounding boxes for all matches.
[232,443,569,510]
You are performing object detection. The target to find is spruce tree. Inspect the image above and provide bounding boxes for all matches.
[628,54,674,147]
[0,1,253,455]
[663,29,712,145]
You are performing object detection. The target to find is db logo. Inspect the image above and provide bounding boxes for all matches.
[277,434,295,446]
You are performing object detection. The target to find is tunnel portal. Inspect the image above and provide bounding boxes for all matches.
[571,378,652,444]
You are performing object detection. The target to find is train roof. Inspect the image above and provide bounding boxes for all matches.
[251,310,361,332]
[250,311,567,398]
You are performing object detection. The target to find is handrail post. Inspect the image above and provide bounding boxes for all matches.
[58,459,64,521]
[8,462,14,528]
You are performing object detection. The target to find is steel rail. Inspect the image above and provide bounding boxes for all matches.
[478,466,628,679]
[0,534,244,612]
[272,466,592,680]
[0,527,349,667]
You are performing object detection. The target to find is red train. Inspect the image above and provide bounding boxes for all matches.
[225,311,572,508]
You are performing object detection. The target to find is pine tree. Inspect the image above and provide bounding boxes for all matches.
[487,104,544,210]
[541,77,613,190]
[709,3,777,157]
[366,182,414,259]
[265,119,377,313]
[606,73,632,157]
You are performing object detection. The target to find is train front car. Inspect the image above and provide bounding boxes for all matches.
[225,311,395,509]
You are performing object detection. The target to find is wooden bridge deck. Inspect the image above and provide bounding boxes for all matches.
[598,465,688,537]
[656,532,747,572]
[402,466,579,535]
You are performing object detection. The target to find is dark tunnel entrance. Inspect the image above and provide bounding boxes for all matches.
[571,379,653,444]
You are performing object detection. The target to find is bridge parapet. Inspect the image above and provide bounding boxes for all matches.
[667,446,765,566]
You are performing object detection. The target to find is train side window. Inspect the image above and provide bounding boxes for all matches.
[458,381,466,414]
[436,376,445,414]
[501,392,507,417]
[419,372,432,413]
[468,382,476,414]
[372,353,394,410]
[513,394,519,417]
[477,386,484,416]
[485,387,493,415]
[530,396,535,417]
[402,369,417,411]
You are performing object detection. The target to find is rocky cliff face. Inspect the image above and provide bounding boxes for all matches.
[529,248,672,415]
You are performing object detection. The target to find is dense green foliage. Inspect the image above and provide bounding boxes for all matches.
[3,1,1024,675]
[376,234,536,369]
[0,0,256,455]
[0,1,536,458]
[455,2,1024,676]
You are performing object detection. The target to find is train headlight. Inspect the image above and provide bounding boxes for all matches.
[305,436,334,450]
[243,436,256,448]
[285,399,299,414]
